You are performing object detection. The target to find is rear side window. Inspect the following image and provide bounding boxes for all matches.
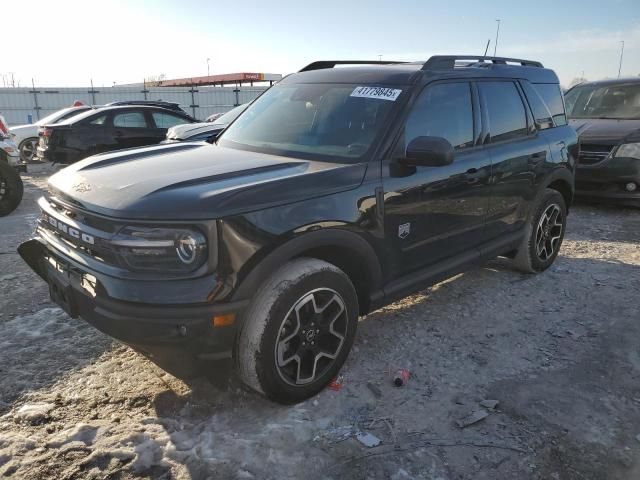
[480,82,528,143]
[533,83,567,126]
[152,112,189,128]
[405,82,474,150]
[113,111,147,128]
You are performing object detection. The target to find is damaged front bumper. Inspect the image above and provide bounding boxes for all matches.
[18,237,247,377]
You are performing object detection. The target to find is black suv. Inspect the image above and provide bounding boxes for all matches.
[565,77,640,207]
[19,56,577,403]
[36,105,196,164]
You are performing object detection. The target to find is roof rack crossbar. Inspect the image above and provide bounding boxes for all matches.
[422,55,543,70]
[299,60,407,72]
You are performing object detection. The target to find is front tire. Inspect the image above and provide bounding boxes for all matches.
[236,258,358,404]
[0,161,24,217]
[513,188,567,273]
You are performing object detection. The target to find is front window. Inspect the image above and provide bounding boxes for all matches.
[565,83,640,120]
[218,83,403,162]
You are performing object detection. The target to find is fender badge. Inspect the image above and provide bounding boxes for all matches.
[398,223,411,239]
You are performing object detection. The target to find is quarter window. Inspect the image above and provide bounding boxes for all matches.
[521,82,554,130]
[533,83,567,126]
[481,82,528,142]
[405,82,474,150]
[152,112,188,128]
[113,111,147,128]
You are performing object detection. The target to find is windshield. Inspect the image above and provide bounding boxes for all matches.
[213,104,248,126]
[36,107,90,126]
[218,83,403,162]
[565,83,640,119]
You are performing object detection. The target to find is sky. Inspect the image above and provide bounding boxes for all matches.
[2,0,639,88]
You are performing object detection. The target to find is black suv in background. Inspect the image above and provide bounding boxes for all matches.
[565,77,640,207]
[19,56,577,403]
[36,105,196,164]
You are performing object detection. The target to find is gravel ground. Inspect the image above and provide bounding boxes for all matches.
[0,169,639,480]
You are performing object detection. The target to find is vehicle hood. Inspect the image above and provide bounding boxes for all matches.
[569,118,640,144]
[47,142,367,220]
[166,122,225,140]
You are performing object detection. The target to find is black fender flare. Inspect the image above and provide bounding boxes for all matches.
[541,167,575,207]
[231,228,383,305]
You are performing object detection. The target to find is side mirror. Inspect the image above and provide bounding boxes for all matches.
[404,136,454,167]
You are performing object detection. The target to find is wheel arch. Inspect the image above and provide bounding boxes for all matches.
[232,229,383,315]
[542,168,574,212]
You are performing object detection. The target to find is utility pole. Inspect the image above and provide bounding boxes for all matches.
[207,58,211,77]
[618,41,625,78]
[378,54,382,61]
[494,19,501,57]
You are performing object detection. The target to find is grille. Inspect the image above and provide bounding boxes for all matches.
[578,144,614,165]
[37,197,119,265]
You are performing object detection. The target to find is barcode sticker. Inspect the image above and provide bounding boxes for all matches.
[350,86,402,101]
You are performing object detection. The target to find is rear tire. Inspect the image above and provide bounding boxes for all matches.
[236,258,358,404]
[512,188,566,273]
[0,161,24,217]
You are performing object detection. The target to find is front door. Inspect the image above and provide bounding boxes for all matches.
[382,81,492,278]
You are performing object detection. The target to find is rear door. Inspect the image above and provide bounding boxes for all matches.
[382,80,492,277]
[477,81,549,240]
[111,109,156,149]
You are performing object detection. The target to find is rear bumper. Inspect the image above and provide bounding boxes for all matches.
[18,238,248,375]
[575,156,640,206]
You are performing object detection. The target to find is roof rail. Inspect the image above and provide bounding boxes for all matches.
[422,55,543,70]
[299,60,407,72]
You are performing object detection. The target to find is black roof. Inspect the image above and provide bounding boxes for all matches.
[285,56,559,86]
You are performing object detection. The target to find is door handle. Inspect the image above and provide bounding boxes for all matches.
[114,131,124,138]
[466,168,478,174]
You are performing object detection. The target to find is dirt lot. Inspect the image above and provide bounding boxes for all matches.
[0,169,639,480]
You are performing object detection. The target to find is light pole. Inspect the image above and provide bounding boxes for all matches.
[618,41,625,78]
[207,58,211,77]
[378,54,382,61]
[494,19,501,57]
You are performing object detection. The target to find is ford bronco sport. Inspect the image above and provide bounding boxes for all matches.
[19,56,578,403]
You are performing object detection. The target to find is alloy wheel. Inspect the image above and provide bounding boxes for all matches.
[20,139,38,163]
[274,288,348,386]
[535,203,563,261]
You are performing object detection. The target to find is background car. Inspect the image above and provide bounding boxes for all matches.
[0,118,24,216]
[36,105,196,164]
[9,106,92,162]
[164,104,248,143]
[566,77,640,207]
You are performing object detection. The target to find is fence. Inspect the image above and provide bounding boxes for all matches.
[0,85,269,125]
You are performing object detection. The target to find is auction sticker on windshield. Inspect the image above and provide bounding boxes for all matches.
[350,86,402,101]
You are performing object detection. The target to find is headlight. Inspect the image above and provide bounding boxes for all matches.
[112,226,208,273]
[614,142,640,160]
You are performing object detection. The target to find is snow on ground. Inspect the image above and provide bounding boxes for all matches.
[0,172,639,479]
